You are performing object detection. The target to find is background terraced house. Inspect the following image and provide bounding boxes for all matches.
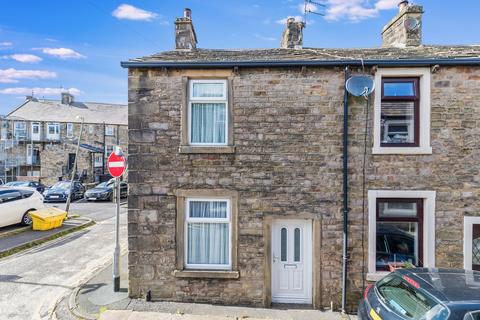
[0,92,128,185]
[123,1,480,311]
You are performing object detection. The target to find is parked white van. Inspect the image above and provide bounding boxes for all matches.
[0,187,44,227]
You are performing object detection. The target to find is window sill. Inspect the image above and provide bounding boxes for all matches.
[173,270,240,279]
[366,272,390,282]
[179,145,235,154]
[372,146,432,155]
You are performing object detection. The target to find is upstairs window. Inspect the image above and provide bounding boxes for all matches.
[66,123,74,138]
[105,125,115,136]
[46,123,60,140]
[381,78,420,147]
[188,80,228,146]
[13,121,27,139]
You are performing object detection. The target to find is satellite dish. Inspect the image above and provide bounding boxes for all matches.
[404,18,420,31]
[345,75,375,97]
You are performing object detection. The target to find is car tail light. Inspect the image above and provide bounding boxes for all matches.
[364,284,373,299]
[403,275,420,289]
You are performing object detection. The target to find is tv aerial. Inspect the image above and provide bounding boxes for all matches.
[303,0,326,25]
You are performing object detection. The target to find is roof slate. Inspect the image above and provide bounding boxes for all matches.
[126,45,480,64]
[6,99,127,125]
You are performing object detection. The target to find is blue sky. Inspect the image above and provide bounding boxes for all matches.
[0,0,479,115]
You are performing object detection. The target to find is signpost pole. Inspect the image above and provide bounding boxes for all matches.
[108,146,125,293]
[113,175,120,292]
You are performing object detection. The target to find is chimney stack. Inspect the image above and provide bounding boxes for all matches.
[175,8,197,50]
[280,17,305,49]
[381,1,424,48]
[61,92,74,105]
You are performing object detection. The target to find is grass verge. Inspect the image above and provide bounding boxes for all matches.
[0,220,95,260]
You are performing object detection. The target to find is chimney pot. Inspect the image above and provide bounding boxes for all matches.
[175,8,197,50]
[280,18,305,49]
[398,0,409,11]
[184,8,191,19]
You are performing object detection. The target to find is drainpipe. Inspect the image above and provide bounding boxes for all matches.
[341,66,350,314]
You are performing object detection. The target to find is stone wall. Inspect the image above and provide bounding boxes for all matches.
[127,65,480,311]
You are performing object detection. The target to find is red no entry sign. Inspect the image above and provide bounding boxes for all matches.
[107,152,126,178]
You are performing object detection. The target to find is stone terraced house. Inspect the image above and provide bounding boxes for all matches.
[122,2,480,312]
[1,93,127,185]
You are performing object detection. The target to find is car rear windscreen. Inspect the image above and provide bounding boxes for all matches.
[377,274,447,320]
[465,311,480,320]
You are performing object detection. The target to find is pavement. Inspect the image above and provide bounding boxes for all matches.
[62,254,349,320]
[0,202,127,320]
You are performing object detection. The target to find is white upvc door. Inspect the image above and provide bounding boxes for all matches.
[271,219,312,304]
[31,122,41,141]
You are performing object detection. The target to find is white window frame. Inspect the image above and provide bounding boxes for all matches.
[367,190,436,281]
[184,197,232,270]
[105,125,115,136]
[188,79,228,146]
[46,122,60,140]
[373,68,432,155]
[94,154,103,167]
[31,122,41,140]
[89,125,94,134]
[66,123,74,138]
[464,216,480,271]
[13,121,27,139]
[105,144,114,157]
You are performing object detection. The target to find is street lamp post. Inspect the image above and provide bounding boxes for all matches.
[65,116,84,215]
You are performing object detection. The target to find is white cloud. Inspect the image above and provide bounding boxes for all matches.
[0,41,13,50]
[276,15,303,24]
[324,0,398,22]
[299,2,318,14]
[0,68,57,83]
[39,47,85,59]
[375,0,399,10]
[112,4,157,21]
[0,87,81,96]
[254,34,277,41]
[2,54,42,63]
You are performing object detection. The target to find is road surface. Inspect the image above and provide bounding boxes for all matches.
[0,202,127,320]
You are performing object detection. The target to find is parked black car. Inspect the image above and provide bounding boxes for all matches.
[358,268,480,320]
[84,179,128,201]
[43,181,85,202]
[4,181,46,193]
